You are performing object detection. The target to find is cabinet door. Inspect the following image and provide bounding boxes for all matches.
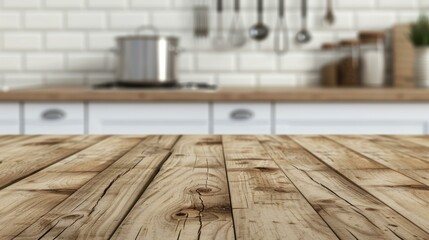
[276,103,429,135]
[0,103,20,134]
[213,103,272,134]
[89,103,209,134]
[24,103,85,134]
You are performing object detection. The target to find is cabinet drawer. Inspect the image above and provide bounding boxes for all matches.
[213,103,271,134]
[0,103,20,134]
[277,121,427,135]
[89,103,209,134]
[276,103,429,135]
[24,103,85,134]
[276,103,429,121]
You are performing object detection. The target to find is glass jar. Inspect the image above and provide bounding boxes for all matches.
[320,43,338,87]
[359,31,386,87]
[0,78,9,92]
[338,39,360,87]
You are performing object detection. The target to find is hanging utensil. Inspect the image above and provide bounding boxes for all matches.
[212,0,230,50]
[228,0,246,47]
[249,0,269,41]
[295,0,311,44]
[274,0,289,54]
[324,0,335,26]
[193,1,201,38]
[194,0,209,38]
[201,0,209,37]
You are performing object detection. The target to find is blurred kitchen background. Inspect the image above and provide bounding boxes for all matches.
[0,0,424,88]
[1,0,429,136]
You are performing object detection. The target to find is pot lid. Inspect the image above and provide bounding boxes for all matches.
[117,35,178,41]
[117,25,178,41]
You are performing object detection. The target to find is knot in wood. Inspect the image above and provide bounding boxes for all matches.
[196,187,212,193]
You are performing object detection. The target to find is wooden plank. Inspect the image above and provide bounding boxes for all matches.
[292,136,429,233]
[328,135,429,186]
[259,135,429,239]
[0,136,143,239]
[14,135,178,240]
[0,135,69,161]
[380,136,429,162]
[44,135,146,173]
[163,135,225,168]
[222,135,338,240]
[0,135,35,147]
[112,135,234,240]
[393,135,429,148]
[0,135,106,189]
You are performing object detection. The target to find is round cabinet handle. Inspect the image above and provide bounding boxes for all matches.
[41,109,66,121]
[230,109,254,121]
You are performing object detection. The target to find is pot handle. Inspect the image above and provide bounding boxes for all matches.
[169,46,185,55]
[135,25,158,36]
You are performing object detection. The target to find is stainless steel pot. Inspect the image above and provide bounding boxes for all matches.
[116,26,179,85]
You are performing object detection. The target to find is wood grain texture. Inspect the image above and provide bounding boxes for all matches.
[393,135,429,148]
[3,86,429,102]
[329,135,429,186]
[0,135,105,189]
[15,135,178,240]
[223,135,338,240]
[112,135,234,240]
[0,135,35,147]
[259,135,429,239]
[292,136,429,233]
[0,136,143,239]
[380,135,429,162]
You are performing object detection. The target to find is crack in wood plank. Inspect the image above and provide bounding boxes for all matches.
[259,135,429,239]
[223,135,338,240]
[13,135,179,240]
[290,164,381,231]
[291,135,429,236]
[111,135,234,240]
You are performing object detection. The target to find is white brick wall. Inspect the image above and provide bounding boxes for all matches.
[24,12,63,29]
[0,0,424,88]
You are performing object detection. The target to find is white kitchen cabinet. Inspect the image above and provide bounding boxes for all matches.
[0,103,20,134]
[276,103,429,135]
[88,103,209,134]
[24,103,85,134]
[213,103,272,134]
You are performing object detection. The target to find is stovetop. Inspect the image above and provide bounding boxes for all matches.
[93,82,218,91]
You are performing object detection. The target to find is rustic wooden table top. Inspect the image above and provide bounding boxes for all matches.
[1,135,429,239]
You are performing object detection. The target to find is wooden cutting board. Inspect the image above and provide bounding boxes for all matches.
[392,24,415,88]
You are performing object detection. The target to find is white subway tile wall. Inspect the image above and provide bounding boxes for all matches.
[0,0,425,88]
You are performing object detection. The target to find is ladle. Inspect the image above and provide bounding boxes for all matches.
[295,0,311,44]
[249,0,269,41]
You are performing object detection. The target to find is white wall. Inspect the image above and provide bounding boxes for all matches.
[0,0,424,88]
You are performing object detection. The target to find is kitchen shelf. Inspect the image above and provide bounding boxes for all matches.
[1,86,429,102]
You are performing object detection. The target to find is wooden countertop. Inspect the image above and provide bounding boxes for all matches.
[1,135,429,239]
[1,86,429,102]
